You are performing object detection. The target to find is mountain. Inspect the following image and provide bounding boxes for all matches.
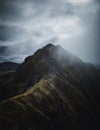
[94,64,100,69]
[0,62,20,102]
[15,44,83,86]
[0,61,19,72]
[0,44,99,130]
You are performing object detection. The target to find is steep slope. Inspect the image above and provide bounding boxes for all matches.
[0,44,99,130]
[0,74,99,130]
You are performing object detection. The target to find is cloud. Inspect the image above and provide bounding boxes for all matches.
[0,0,100,64]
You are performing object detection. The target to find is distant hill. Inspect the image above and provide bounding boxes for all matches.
[0,44,99,130]
[0,61,19,71]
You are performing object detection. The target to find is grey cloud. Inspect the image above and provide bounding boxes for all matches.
[0,24,25,42]
[0,0,23,21]
[49,3,76,18]
[0,46,7,55]
[0,39,42,63]
[0,0,100,64]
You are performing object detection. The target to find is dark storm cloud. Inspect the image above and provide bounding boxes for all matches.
[0,0,76,42]
[0,0,100,64]
[0,45,12,62]
[0,46,7,55]
[0,25,23,41]
[0,0,23,21]
[0,0,24,43]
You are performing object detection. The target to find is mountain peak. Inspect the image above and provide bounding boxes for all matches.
[43,44,62,52]
[44,43,62,49]
[44,43,55,48]
[15,43,83,86]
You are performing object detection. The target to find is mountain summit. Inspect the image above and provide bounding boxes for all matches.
[15,44,83,86]
[0,43,99,130]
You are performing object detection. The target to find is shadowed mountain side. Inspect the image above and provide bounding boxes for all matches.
[14,44,85,86]
[0,74,99,130]
[0,44,100,130]
[0,44,84,101]
[0,62,19,72]
[0,62,20,101]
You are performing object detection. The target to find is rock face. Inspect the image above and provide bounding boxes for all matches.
[0,44,99,130]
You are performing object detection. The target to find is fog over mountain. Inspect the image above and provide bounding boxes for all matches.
[0,0,100,64]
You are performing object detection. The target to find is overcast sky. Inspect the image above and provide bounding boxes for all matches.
[0,0,100,64]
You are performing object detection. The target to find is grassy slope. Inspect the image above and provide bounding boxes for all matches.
[0,73,98,130]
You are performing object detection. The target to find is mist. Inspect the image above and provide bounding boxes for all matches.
[0,0,100,64]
